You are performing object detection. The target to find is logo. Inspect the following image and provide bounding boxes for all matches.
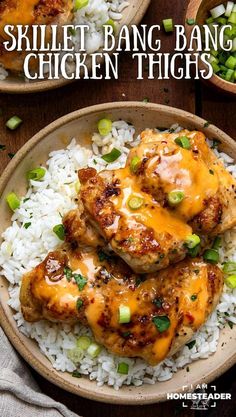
[167,383,231,409]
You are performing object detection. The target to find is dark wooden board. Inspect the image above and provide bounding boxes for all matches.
[0,0,235,416]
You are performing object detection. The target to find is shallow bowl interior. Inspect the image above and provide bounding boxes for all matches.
[0,0,151,94]
[0,102,236,404]
[185,0,236,95]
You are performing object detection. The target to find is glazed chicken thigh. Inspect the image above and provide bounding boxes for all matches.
[78,130,236,273]
[20,247,223,366]
[0,0,73,73]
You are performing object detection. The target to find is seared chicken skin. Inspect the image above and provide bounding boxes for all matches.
[20,248,223,365]
[78,130,236,273]
[0,0,73,73]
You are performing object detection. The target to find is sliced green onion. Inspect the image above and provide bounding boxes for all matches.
[76,298,83,310]
[228,11,236,24]
[130,156,141,173]
[6,192,20,211]
[210,4,226,19]
[216,16,227,24]
[74,0,89,11]
[222,261,236,274]
[225,275,236,289]
[225,55,236,70]
[119,305,131,324]
[98,118,112,136]
[152,315,170,333]
[102,148,121,163]
[206,17,214,24]
[64,266,73,281]
[87,342,102,358]
[188,243,200,258]
[75,180,81,193]
[203,249,219,264]
[27,167,46,181]
[103,19,116,33]
[225,1,234,17]
[212,236,222,250]
[225,68,234,82]
[72,370,81,378]
[174,136,191,149]
[117,362,129,375]
[6,116,22,130]
[67,347,83,364]
[167,190,185,206]
[128,196,144,210]
[185,234,201,249]
[186,340,196,349]
[191,294,197,301]
[163,18,174,33]
[186,18,195,26]
[24,222,31,229]
[53,224,65,240]
[77,335,91,350]
[73,274,87,291]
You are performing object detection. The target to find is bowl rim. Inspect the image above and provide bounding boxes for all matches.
[0,101,236,405]
[185,0,236,95]
[0,0,151,94]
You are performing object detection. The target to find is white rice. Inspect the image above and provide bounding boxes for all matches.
[0,121,236,390]
[0,0,129,81]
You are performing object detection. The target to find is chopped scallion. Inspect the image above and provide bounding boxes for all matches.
[130,156,141,173]
[6,116,22,130]
[117,362,129,375]
[73,274,87,291]
[102,148,121,163]
[185,234,201,249]
[225,274,236,289]
[53,224,65,240]
[119,305,131,324]
[128,196,144,210]
[87,342,102,358]
[152,315,170,332]
[6,192,20,211]
[174,136,191,149]
[98,118,112,136]
[77,335,91,350]
[74,0,89,11]
[203,249,219,264]
[163,18,174,33]
[222,261,236,274]
[167,190,185,206]
[27,167,46,181]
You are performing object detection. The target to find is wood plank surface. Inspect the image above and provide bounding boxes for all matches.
[0,0,235,416]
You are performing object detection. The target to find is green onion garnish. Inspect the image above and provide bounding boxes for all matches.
[191,294,197,301]
[153,315,170,332]
[153,298,163,308]
[76,298,83,310]
[185,234,201,249]
[186,340,196,349]
[163,18,174,33]
[203,249,219,264]
[64,266,73,281]
[67,347,83,364]
[74,0,89,11]
[117,362,129,375]
[188,244,200,258]
[222,261,236,274]
[167,190,185,206]
[87,342,102,358]
[102,148,121,163]
[186,18,195,25]
[24,222,31,229]
[210,4,226,19]
[27,167,46,181]
[98,118,112,136]
[6,116,22,130]
[77,335,91,350]
[225,275,236,289]
[72,370,82,378]
[130,156,141,173]
[212,236,222,250]
[6,192,20,211]
[119,305,131,324]
[53,224,65,240]
[103,19,116,33]
[174,136,191,149]
[128,196,144,210]
[73,274,87,291]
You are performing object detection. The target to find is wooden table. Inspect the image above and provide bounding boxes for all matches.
[0,0,235,416]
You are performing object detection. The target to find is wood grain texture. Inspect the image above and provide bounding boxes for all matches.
[0,0,235,415]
